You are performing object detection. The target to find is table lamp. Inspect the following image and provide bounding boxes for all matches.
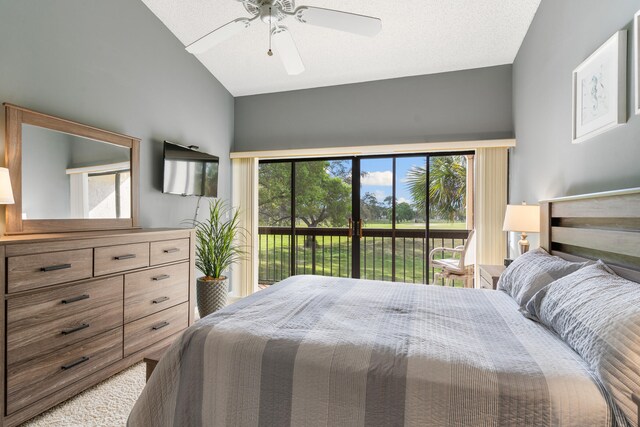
[0,168,14,205]
[503,203,540,255]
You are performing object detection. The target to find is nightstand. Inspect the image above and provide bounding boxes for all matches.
[478,264,505,289]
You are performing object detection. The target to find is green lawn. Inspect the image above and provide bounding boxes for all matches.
[259,225,469,287]
[363,221,467,230]
[279,221,467,230]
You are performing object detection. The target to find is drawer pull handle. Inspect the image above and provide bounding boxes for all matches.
[152,296,170,304]
[114,254,136,260]
[163,248,180,254]
[41,263,71,272]
[152,321,170,331]
[61,294,90,304]
[152,274,170,281]
[61,323,90,335]
[61,356,90,370]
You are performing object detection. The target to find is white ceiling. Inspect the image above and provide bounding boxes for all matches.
[141,0,541,97]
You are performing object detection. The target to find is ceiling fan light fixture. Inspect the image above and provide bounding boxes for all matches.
[185,0,382,75]
[259,3,285,24]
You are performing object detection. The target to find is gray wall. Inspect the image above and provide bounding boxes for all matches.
[0,0,234,231]
[511,0,640,204]
[234,65,514,152]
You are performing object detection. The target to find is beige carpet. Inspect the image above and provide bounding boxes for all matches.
[21,363,146,427]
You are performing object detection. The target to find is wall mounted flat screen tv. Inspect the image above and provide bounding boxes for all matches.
[163,141,219,197]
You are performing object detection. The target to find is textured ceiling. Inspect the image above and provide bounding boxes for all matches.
[141,0,541,96]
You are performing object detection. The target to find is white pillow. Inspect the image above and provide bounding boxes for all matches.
[526,261,640,426]
[497,248,587,309]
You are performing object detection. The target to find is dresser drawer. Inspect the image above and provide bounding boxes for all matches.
[7,328,122,415]
[124,302,188,357]
[94,242,149,276]
[6,276,123,366]
[7,249,93,293]
[124,262,189,323]
[150,238,190,266]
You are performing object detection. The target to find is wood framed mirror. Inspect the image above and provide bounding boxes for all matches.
[4,103,140,234]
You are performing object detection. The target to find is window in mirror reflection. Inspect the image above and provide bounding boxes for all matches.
[68,163,131,219]
[87,170,131,218]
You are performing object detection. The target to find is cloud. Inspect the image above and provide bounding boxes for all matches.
[361,171,392,186]
[372,190,387,202]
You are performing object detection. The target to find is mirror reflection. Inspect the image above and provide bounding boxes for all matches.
[22,124,131,220]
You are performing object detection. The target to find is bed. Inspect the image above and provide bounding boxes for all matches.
[128,188,640,427]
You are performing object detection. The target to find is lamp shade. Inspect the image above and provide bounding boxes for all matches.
[503,204,540,233]
[0,168,15,205]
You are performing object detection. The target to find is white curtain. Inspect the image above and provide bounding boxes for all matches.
[231,158,259,298]
[69,173,89,218]
[474,147,508,285]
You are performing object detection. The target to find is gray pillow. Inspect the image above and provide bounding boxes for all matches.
[497,247,587,308]
[526,261,640,426]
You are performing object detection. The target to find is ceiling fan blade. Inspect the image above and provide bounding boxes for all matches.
[272,27,305,75]
[186,18,252,54]
[294,7,382,37]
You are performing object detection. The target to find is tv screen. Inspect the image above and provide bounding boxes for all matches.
[163,141,219,197]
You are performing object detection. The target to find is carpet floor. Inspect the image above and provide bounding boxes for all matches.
[21,363,146,427]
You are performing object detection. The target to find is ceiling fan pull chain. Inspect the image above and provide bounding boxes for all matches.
[267,6,273,56]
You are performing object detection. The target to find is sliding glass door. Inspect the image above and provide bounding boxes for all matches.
[258,159,354,282]
[359,156,396,281]
[258,152,473,286]
[294,159,353,278]
[257,161,293,283]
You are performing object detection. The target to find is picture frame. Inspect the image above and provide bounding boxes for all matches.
[572,30,627,144]
[635,10,640,115]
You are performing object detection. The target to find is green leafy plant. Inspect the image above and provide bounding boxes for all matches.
[406,156,467,223]
[191,199,245,280]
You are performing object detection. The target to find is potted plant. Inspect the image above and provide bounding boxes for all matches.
[192,199,245,318]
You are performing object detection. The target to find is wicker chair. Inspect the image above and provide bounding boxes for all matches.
[429,230,476,287]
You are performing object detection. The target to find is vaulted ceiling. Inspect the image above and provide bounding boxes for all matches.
[142,0,541,96]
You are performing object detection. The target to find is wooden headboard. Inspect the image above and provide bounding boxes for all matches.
[540,188,640,283]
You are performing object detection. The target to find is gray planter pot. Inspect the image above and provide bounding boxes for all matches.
[197,276,228,318]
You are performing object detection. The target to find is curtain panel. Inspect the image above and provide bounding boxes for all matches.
[474,147,508,284]
[231,158,259,298]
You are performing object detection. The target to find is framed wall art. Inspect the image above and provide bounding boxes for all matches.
[572,30,627,144]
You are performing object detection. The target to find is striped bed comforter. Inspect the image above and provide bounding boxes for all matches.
[128,275,619,427]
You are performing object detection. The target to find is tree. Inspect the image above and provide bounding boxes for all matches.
[258,162,292,226]
[405,156,467,223]
[361,192,386,222]
[258,161,351,228]
[295,161,351,228]
[395,202,415,222]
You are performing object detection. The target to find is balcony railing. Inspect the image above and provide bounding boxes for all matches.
[259,227,470,285]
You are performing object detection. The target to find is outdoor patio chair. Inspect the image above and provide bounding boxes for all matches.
[429,230,475,287]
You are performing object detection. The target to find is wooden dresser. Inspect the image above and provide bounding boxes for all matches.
[0,228,195,427]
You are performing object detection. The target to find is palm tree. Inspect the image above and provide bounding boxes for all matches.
[406,156,467,223]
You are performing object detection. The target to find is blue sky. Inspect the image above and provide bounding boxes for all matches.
[360,157,426,205]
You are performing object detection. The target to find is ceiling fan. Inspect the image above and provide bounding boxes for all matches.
[185,0,382,75]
